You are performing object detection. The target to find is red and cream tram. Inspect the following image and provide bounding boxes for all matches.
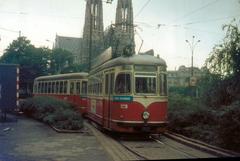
[33,73,88,114]
[87,54,168,133]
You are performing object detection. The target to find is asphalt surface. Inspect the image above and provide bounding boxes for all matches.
[0,114,112,161]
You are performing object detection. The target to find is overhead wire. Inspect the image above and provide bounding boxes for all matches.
[183,14,240,25]
[135,11,240,36]
[0,26,19,33]
[170,0,220,24]
[135,0,151,18]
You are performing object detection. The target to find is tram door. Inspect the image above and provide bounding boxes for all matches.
[103,73,114,129]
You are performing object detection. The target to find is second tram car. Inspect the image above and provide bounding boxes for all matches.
[33,73,88,114]
[87,54,168,133]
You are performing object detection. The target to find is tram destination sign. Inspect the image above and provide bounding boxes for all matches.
[113,96,133,102]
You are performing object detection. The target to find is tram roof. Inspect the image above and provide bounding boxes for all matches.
[91,54,167,72]
[35,72,88,81]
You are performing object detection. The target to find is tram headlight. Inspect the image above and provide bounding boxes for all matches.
[142,111,150,120]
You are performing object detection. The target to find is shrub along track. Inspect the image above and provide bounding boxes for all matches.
[85,121,237,161]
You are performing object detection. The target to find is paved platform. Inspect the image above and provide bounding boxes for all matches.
[0,114,112,161]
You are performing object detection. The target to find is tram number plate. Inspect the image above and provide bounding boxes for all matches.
[142,126,150,132]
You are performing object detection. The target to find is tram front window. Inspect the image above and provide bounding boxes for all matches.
[115,74,131,94]
[135,76,156,94]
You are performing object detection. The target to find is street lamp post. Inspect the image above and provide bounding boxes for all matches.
[185,36,200,77]
[186,36,200,97]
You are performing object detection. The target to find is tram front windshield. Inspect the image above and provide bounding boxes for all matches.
[135,75,156,94]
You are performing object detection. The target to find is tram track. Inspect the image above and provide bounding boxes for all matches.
[85,120,231,160]
[162,132,240,157]
[150,136,199,159]
[116,132,239,160]
[117,136,203,160]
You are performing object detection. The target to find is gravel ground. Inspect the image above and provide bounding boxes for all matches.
[0,114,112,161]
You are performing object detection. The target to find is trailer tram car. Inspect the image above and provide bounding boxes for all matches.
[33,73,88,114]
[87,54,168,133]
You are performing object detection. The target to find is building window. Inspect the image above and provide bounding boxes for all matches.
[121,8,128,31]
[91,3,98,29]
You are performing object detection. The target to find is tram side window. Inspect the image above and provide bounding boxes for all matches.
[41,82,44,93]
[87,81,91,95]
[48,82,51,94]
[105,74,109,95]
[41,82,44,94]
[115,74,131,94]
[40,82,43,93]
[76,82,81,95]
[64,81,67,94]
[41,82,43,94]
[44,82,48,94]
[37,82,40,93]
[70,82,75,94]
[81,81,87,95]
[135,76,156,94]
[99,82,102,95]
[110,73,115,94]
[60,81,63,94]
[51,82,55,94]
[56,81,59,94]
[160,73,167,96]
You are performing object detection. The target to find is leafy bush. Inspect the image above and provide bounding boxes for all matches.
[20,96,83,130]
[168,94,240,152]
[168,94,219,144]
[217,101,240,151]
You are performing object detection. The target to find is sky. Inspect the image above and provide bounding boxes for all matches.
[0,0,239,70]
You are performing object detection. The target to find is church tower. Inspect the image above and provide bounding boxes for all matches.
[114,0,135,57]
[82,0,104,68]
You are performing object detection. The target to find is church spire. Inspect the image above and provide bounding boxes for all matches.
[82,0,104,67]
[114,0,135,56]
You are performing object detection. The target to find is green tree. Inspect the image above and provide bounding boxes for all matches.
[204,21,240,105]
[123,42,135,57]
[0,37,50,97]
[49,48,74,74]
[206,22,240,77]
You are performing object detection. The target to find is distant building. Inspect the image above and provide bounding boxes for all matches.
[54,35,83,64]
[167,65,205,87]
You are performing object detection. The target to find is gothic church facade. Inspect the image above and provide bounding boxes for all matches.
[55,0,135,69]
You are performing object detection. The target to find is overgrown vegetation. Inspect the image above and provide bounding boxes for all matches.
[168,94,240,152]
[168,94,219,145]
[20,96,83,130]
[168,22,240,152]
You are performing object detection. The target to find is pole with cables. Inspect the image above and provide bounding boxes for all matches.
[186,36,200,97]
[185,36,200,77]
